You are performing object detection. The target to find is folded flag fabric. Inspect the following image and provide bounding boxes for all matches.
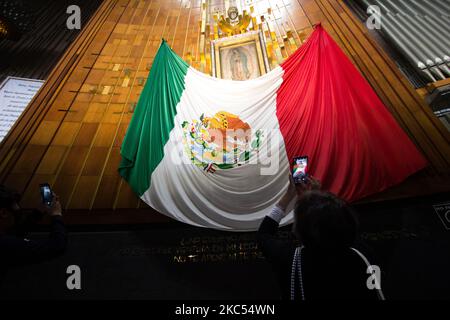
[119,24,427,231]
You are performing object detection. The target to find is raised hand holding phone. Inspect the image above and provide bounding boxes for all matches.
[47,193,62,217]
[39,183,62,217]
[39,183,53,206]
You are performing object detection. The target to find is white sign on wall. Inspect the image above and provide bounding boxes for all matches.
[0,77,44,142]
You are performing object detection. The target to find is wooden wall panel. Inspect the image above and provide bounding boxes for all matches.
[0,0,449,224]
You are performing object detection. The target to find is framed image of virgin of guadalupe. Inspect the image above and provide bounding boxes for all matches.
[211,30,270,80]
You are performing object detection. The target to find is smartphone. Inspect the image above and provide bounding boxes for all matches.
[292,156,308,184]
[39,183,53,206]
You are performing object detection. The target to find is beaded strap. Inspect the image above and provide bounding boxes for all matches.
[290,246,305,300]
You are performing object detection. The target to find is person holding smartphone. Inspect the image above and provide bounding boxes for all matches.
[0,184,67,270]
[257,161,383,300]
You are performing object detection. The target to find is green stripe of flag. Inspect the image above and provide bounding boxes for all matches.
[118,39,189,196]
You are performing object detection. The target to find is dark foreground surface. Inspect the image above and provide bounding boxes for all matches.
[1,193,449,300]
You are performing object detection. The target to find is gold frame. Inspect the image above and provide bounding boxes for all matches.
[211,30,270,79]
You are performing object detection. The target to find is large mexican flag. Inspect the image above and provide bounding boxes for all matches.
[119,25,427,231]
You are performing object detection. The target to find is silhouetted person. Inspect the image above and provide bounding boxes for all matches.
[0,185,67,269]
[258,176,384,300]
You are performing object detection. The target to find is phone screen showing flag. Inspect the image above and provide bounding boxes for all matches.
[292,156,308,184]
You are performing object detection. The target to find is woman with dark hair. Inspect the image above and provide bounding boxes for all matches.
[258,176,384,300]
